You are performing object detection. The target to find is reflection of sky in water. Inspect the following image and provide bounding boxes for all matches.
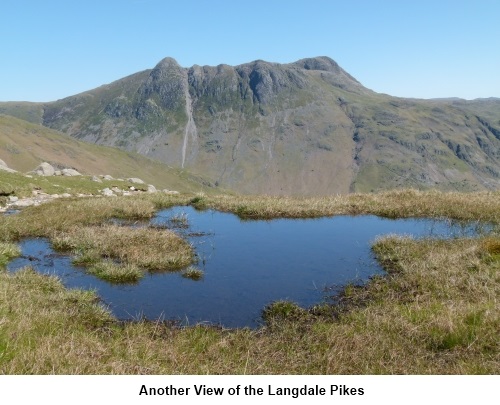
[7,207,488,328]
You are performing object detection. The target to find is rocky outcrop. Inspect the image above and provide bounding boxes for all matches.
[61,168,82,176]
[128,177,145,184]
[34,162,55,176]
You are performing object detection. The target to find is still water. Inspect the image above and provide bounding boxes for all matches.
[7,206,480,328]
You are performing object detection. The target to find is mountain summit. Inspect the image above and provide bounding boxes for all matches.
[2,57,500,194]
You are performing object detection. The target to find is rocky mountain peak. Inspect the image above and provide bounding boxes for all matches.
[153,57,182,71]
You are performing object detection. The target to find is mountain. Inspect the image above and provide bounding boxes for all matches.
[0,115,214,193]
[1,56,499,194]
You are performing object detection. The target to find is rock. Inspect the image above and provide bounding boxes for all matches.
[163,190,180,195]
[13,199,34,207]
[34,162,55,176]
[102,175,114,181]
[54,170,62,176]
[111,187,122,194]
[102,188,115,197]
[8,196,18,202]
[24,175,33,178]
[129,186,136,191]
[61,193,71,198]
[62,168,82,176]
[51,194,60,199]
[91,175,103,183]
[147,184,157,193]
[0,166,17,173]
[128,177,145,184]
[0,158,17,173]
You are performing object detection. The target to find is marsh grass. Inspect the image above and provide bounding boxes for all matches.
[0,242,20,267]
[194,189,500,223]
[0,190,499,374]
[0,193,191,242]
[87,261,143,284]
[2,234,497,374]
[181,266,204,280]
[52,225,193,271]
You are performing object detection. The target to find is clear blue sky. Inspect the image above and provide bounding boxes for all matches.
[1,0,499,101]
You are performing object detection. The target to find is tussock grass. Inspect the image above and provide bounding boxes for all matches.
[0,193,191,242]
[195,189,500,223]
[1,235,497,374]
[0,190,499,374]
[181,266,204,280]
[87,261,143,284]
[53,225,193,271]
[0,242,20,267]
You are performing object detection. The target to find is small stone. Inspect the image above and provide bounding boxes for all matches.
[92,176,103,183]
[8,196,18,202]
[102,188,115,197]
[147,184,157,193]
[61,193,72,198]
[102,175,114,181]
[54,170,62,176]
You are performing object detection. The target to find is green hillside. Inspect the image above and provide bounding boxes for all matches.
[0,115,216,193]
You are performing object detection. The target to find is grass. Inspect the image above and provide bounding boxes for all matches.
[0,193,191,241]
[191,189,500,223]
[0,114,216,194]
[0,242,20,267]
[181,266,204,280]
[87,261,143,284]
[0,169,143,199]
[0,189,499,374]
[52,225,193,271]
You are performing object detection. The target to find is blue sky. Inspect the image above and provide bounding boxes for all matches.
[1,0,499,101]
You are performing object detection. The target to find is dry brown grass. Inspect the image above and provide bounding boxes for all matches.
[195,189,500,223]
[0,193,191,241]
[1,236,498,374]
[53,225,193,271]
[0,190,499,374]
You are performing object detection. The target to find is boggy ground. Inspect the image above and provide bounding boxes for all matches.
[0,189,499,374]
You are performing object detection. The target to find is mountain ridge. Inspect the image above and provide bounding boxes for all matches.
[1,56,499,195]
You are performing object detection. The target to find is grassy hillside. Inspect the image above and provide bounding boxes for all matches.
[0,114,216,193]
